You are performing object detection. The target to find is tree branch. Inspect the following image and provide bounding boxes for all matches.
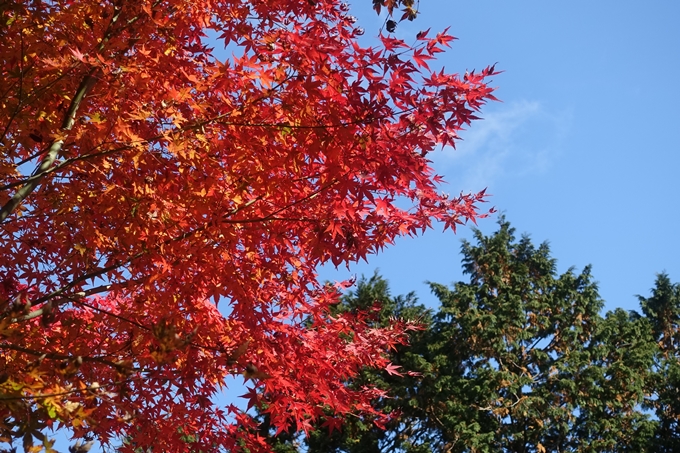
[0,70,100,223]
[0,342,127,370]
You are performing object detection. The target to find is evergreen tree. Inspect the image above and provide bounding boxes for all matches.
[259,218,660,452]
[417,218,656,452]
[638,274,680,452]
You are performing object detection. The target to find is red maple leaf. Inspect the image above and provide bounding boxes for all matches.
[385,362,404,376]
[321,417,344,435]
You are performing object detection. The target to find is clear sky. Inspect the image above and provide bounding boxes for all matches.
[321,0,680,315]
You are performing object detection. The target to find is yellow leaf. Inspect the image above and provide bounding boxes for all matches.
[89,112,105,124]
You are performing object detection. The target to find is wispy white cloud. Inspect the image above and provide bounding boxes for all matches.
[430,100,572,193]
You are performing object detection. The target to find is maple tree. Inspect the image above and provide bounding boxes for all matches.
[0,0,498,451]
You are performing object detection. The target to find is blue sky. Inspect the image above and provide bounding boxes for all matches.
[321,0,680,314]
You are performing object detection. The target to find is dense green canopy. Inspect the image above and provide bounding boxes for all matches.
[258,218,680,453]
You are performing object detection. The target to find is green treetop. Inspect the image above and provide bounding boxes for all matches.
[259,218,674,452]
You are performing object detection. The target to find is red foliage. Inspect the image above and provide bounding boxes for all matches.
[0,0,497,451]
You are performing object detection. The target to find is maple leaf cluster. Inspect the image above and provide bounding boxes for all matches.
[0,0,497,451]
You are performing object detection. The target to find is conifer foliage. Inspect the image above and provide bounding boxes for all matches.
[267,219,677,453]
[639,274,680,452]
[0,0,497,451]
